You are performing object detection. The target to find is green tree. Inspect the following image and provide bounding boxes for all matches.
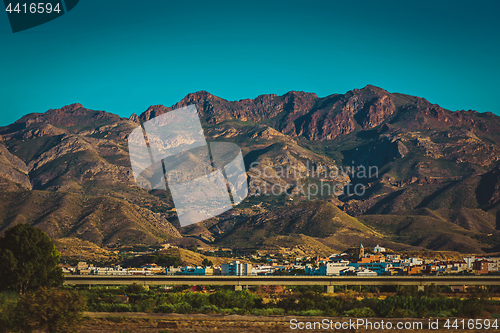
[201,258,213,267]
[0,224,64,294]
[126,282,146,294]
[152,253,180,267]
[14,288,85,333]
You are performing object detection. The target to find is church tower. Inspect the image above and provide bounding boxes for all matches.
[359,243,365,259]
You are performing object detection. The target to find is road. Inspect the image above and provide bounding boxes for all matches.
[64,275,500,292]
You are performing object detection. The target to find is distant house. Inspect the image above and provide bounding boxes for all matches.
[449,261,468,272]
[252,265,278,275]
[60,266,72,275]
[76,262,93,275]
[356,269,377,277]
[403,257,423,266]
[129,269,147,275]
[141,263,165,274]
[403,265,422,275]
[464,257,500,273]
[349,262,397,275]
[488,258,500,272]
[358,255,381,264]
[463,256,482,270]
[305,261,350,276]
[387,267,402,275]
[422,264,439,274]
[386,254,401,262]
[166,266,181,275]
[473,260,490,274]
[179,266,213,275]
[373,245,386,253]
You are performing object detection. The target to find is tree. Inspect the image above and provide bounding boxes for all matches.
[201,258,213,267]
[152,252,180,267]
[13,288,85,333]
[0,224,64,294]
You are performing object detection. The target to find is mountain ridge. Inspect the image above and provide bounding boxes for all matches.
[138,85,500,141]
[0,85,499,254]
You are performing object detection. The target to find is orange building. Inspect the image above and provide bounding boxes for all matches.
[403,265,422,275]
[473,260,489,274]
[358,255,380,263]
[421,264,438,274]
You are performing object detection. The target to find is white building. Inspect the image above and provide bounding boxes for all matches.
[166,266,181,275]
[251,265,278,275]
[356,269,377,277]
[322,261,350,276]
[403,257,423,266]
[221,260,252,276]
[305,261,350,276]
[488,259,500,272]
[386,254,400,262]
[463,256,481,270]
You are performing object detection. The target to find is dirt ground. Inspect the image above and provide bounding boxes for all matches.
[79,312,496,332]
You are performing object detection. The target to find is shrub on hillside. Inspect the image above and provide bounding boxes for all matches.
[0,292,17,333]
[343,307,376,317]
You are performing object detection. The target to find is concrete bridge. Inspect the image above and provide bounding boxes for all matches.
[64,275,500,293]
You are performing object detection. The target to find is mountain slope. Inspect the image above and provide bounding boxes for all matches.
[358,212,492,253]
[0,190,180,246]
[0,139,31,190]
[214,201,382,249]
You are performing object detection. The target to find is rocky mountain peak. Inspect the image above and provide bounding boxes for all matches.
[128,113,140,124]
[60,103,84,112]
[10,103,121,130]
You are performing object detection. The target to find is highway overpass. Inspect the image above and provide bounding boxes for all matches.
[64,275,500,292]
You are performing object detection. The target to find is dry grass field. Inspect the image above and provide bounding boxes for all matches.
[79,312,496,333]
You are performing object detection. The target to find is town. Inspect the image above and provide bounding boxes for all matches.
[63,243,500,278]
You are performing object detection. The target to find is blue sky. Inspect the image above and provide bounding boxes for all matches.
[1,0,499,126]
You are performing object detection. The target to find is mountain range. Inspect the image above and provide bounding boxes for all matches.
[0,85,499,255]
